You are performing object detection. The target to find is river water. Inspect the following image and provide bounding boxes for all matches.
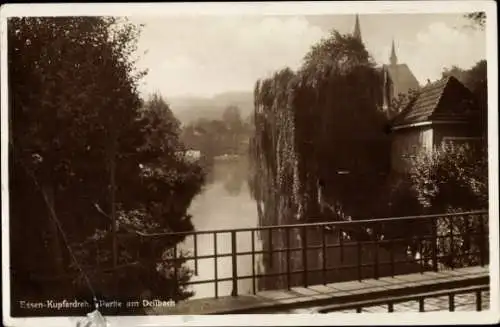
[180,155,264,299]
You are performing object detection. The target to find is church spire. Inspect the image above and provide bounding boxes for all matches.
[390,38,398,66]
[353,14,362,42]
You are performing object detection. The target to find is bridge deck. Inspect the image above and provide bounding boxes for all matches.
[145,265,489,315]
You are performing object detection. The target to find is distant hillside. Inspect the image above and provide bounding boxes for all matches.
[166,91,254,125]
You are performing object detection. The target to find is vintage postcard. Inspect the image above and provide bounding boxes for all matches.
[1,1,498,326]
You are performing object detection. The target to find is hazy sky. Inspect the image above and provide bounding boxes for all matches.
[130,13,486,98]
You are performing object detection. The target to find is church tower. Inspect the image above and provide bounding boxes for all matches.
[353,14,362,43]
[382,37,420,117]
[390,39,398,66]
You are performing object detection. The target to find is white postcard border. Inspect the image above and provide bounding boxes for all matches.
[1,1,498,326]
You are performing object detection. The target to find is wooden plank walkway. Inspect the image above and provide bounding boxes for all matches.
[145,265,489,315]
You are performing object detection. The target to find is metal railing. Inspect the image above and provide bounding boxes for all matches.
[137,210,488,299]
[317,284,490,313]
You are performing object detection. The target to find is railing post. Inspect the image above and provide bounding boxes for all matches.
[479,213,486,266]
[374,223,379,280]
[286,227,291,290]
[302,226,308,287]
[476,290,482,311]
[448,294,455,312]
[464,214,471,264]
[268,229,273,268]
[193,234,198,276]
[390,237,395,277]
[339,228,344,263]
[432,218,438,272]
[251,230,256,295]
[418,298,425,312]
[449,216,454,269]
[322,226,327,284]
[419,235,424,274]
[231,231,238,296]
[357,239,362,281]
[213,232,218,298]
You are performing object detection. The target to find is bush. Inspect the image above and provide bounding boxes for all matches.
[409,142,488,268]
[409,142,488,212]
[381,141,488,269]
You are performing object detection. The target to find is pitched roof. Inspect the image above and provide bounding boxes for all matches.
[383,63,420,96]
[392,76,479,128]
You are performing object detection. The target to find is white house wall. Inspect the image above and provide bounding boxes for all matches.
[391,126,433,174]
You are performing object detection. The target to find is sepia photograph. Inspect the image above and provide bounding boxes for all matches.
[1,2,498,326]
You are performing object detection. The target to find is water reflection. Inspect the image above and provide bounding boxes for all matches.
[181,155,262,299]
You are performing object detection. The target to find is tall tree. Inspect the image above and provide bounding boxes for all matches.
[442,65,468,84]
[250,31,390,228]
[8,17,204,310]
[442,60,487,136]
[249,31,390,288]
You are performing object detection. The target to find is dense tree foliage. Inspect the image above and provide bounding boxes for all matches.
[442,60,487,135]
[180,105,252,168]
[375,136,488,267]
[410,143,488,213]
[464,12,486,29]
[249,31,391,228]
[388,88,420,119]
[9,17,204,310]
[406,143,488,268]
